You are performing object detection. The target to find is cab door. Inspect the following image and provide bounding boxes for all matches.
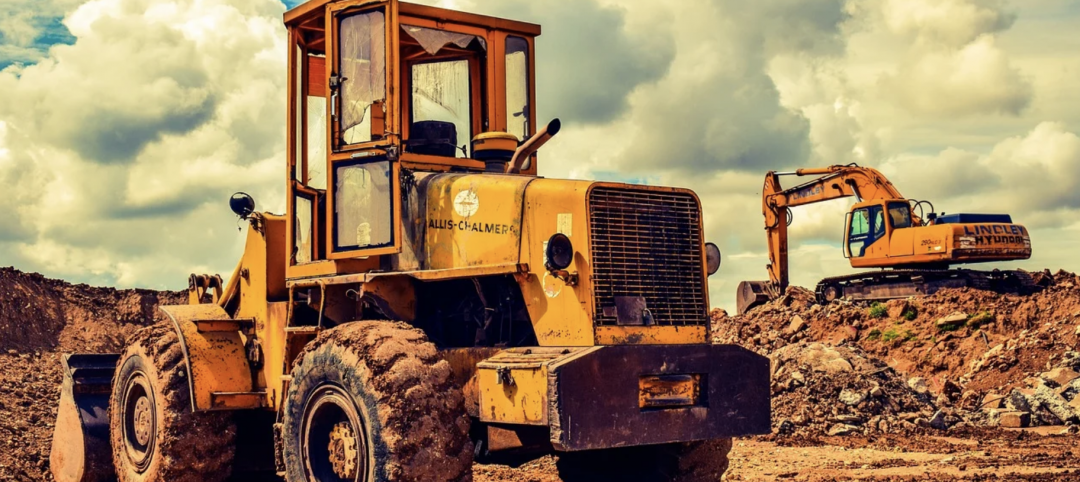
[324,0,403,259]
[846,204,888,260]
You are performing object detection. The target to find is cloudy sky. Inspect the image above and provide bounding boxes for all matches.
[1,0,1078,311]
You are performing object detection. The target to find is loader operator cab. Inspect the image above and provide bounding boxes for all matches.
[285,0,539,276]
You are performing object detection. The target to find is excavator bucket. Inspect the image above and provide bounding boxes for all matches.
[736,281,772,315]
[50,353,121,482]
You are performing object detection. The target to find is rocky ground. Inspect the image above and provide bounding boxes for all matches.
[2,267,1079,481]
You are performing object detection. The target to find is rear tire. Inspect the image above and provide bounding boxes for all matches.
[109,323,236,482]
[555,439,732,482]
[282,321,473,482]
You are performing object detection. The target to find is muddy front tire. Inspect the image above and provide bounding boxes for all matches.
[555,439,732,482]
[109,323,237,482]
[282,321,473,482]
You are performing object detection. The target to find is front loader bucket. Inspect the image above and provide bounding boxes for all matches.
[736,281,772,315]
[50,353,121,482]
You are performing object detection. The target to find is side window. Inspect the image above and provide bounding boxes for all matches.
[848,208,870,257]
[889,202,912,229]
[334,160,393,250]
[505,36,529,139]
[295,194,314,264]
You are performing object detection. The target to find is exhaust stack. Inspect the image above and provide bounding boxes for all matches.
[507,118,561,173]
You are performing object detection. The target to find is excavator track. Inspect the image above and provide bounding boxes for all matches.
[813,269,1038,305]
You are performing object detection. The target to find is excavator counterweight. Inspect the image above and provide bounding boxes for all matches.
[737,164,1033,314]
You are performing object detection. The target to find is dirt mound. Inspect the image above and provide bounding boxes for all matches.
[0,267,182,481]
[0,267,183,354]
[715,269,1080,430]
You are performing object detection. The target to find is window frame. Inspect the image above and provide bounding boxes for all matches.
[888,201,913,230]
[504,35,531,141]
[406,57,476,158]
[326,157,401,258]
[328,2,398,155]
[398,18,487,159]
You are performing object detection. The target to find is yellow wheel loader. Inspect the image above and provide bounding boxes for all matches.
[50,1,770,481]
[736,164,1034,314]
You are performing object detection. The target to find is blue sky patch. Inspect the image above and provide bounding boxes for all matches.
[0,14,76,70]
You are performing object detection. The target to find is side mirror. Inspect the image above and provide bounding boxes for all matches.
[230,192,255,219]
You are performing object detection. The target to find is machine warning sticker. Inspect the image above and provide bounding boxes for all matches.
[557,213,572,237]
[454,189,479,217]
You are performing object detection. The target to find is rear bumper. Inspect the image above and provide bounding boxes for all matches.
[549,344,770,451]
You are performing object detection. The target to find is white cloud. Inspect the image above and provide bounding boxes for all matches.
[880,0,1014,47]
[0,0,287,287]
[880,34,1031,117]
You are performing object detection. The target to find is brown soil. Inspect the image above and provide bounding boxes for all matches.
[0,267,183,482]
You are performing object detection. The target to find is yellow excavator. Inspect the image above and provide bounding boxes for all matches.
[737,164,1033,314]
[49,1,769,481]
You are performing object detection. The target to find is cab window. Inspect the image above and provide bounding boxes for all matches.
[339,10,387,146]
[849,208,870,257]
[505,36,529,140]
[411,59,471,157]
[888,202,912,229]
[400,25,484,159]
[334,160,393,250]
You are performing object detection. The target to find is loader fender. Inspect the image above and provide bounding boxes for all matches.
[160,304,253,411]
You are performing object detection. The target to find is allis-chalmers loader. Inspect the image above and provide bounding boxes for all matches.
[737,164,1033,314]
[50,1,770,481]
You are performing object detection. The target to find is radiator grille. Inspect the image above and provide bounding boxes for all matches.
[588,187,707,326]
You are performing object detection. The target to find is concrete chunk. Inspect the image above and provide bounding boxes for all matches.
[980,393,1005,411]
[1042,367,1080,388]
[997,411,1030,428]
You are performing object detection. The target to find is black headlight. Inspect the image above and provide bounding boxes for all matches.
[546,233,574,270]
[705,242,721,275]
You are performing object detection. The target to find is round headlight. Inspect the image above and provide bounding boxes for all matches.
[546,233,574,270]
[705,242,721,275]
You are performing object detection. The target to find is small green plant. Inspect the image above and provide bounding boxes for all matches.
[866,329,882,341]
[868,302,888,319]
[902,309,917,321]
[968,311,995,328]
[938,322,962,332]
[881,328,916,343]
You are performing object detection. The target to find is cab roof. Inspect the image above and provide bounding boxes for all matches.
[284,0,542,37]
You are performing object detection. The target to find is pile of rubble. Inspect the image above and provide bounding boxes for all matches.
[715,269,1080,433]
[770,343,947,437]
[977,353,1080,428]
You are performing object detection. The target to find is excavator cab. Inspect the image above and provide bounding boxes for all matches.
[844,200,914,259]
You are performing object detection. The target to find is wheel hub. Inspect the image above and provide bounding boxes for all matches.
[121,371,156,472]
[328,422,359,479]
[133,396,153,446]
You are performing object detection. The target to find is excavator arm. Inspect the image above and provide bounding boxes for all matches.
[738,164,911,314]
